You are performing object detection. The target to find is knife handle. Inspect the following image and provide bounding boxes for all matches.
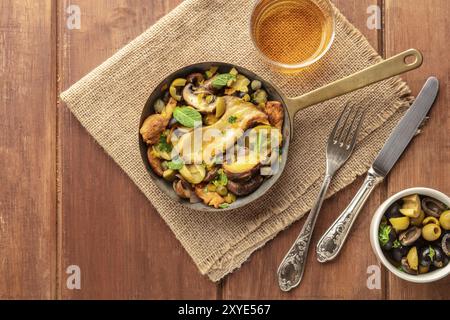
[316,168,384,262]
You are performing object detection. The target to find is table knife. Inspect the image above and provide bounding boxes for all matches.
[316,77,440,263]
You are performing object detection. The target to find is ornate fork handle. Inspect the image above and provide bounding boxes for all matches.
[316,168,384,263]
[277,174,332,292]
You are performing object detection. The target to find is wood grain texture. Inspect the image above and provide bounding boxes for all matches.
[0,0,56,299]
[384,0,450,300]
[58,0,217,299]
[222,0,388,299]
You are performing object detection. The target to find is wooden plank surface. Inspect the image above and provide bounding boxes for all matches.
[57,0,217,299]
[384,0,450,299]
[0,0,56,299]
[0,0,449,300]
[223,0,388,299]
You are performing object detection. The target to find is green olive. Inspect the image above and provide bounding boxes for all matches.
[216,185,228,196]
[207,184,217,192]
[252,89,268,105]
[242,94,251,102]
[422,216,439,226]
[224,193,237,204]
[422,223,442,241]
[169,78,187,101]
[251,80,262,91]
[162,169,176,182]
[439,210,450,230]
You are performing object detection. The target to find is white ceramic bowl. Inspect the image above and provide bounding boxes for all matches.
[370,187,450,283]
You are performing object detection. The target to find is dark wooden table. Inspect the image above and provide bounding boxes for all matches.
[0,0,448,299]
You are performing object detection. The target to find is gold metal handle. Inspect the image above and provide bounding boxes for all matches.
[286,49,423,121]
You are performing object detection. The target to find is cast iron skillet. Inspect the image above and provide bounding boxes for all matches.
[139,49,422,211]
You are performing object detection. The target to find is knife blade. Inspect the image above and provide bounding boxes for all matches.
[316,77,440,263]
[372,76,440,177]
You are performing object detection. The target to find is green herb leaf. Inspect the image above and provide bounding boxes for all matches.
[173,107,202,128]
[212,73,236,89]
[212,169,228,187]
[167,157,184,170]
[228,116,238,124]
[429,246,435,261]
[219,203,229,209]
[393,240,401,248]
[156,134,172,153]
[378,224,392,246]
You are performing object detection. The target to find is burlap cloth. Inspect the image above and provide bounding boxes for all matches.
[60,0,413,281]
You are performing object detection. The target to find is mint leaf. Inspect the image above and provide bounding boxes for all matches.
[212,73,236,89]
[379,224,392,246]
[167,157,184,170]
[429,246,435,261]
[173,107,202,128]
[156,134,172,153]
[219,203,229,209]
[228,116,237,124]
[393,240,401,248]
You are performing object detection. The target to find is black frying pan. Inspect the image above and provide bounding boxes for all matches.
[139,49,422,211]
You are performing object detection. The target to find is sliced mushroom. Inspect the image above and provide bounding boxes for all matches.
[421,197,446,217]
[182,84,216,113]
[442,233,450,257]
[204,166,220,183]
[186,73,204,86]
[226,175,264,196]
[401,257,417,275]
[173,179,191,199]
[182,84,237,113]
[399,226,421,246]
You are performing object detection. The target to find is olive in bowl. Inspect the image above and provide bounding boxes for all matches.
[370,188,450,283]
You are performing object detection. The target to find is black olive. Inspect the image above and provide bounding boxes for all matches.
[419,246,433,267]
[233,91,247,98]
[381,228,397,251]
[443,256,449,267]
[414,237,427,248]
[385,202,402,219]
[391,246,409,263]
[432,246,445,268]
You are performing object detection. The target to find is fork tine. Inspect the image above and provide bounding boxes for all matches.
[342,107,362,147]
[348,109,365,150]
[336,105,353,144]
[329,104,350,143]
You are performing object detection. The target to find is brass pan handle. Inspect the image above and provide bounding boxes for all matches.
[286,49,423,123]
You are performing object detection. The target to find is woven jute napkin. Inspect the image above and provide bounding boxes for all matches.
[60,0,413,281]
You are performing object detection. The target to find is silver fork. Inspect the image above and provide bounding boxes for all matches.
[277,105,365,292]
